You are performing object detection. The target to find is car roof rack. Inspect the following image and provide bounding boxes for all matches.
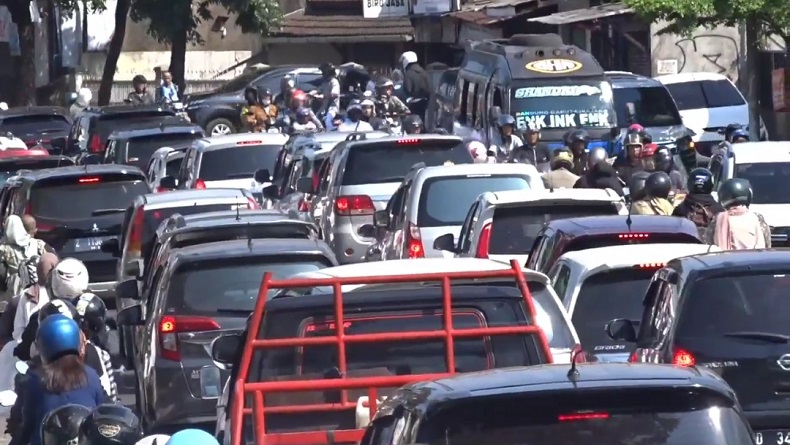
[345,132,367,141]
[229,259,551,445]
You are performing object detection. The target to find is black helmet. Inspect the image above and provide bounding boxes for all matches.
[243,86,258,98]
[403,115,423,133]
[569,129,589,144]
[79,404,143,445]
[73,293,107,336]
[42,404,93,445]
[718,178,753,208]
[38,299,78,324]
[629,171,650,201]
[259,87,272,98]
[724,123,743,141]
[131,75,146,85]
[644,171,672,199]
[687,168,714,194]
[319,63,336,77]
[375,77,394,89]
[653,148,672,172]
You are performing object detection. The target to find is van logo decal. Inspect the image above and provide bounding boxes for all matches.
[525,59,582,74]
[777,354,790,371]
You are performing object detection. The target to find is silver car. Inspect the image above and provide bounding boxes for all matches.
[144,145,188,192]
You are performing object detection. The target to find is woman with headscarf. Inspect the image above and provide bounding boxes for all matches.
[0,215,47,304]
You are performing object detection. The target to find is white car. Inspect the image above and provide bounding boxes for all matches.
[433,188,628,265]
[144,145,188,192]
[656,72,767,153]
[547,243,719,362]
[373,163,544,260]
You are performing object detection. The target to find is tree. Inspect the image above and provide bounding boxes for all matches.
[130,0,283,94]
[98,0,131,105]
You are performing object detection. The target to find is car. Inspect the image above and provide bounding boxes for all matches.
[433,188,627,265]
[526,214,703,273]
[299,134,473,264]
[606,249,790,440]
[656,72,768,155]
[68,103,179,156]
[3,165,150,300]
[116,237,337,432]
[371,163,543,260]
[145,145,190,192]
[359,363,753,445]
[0,155,74,184]
[103,122,204,170]
[547,243,720,362]
[211,261,555,445]
[0,106,72,153]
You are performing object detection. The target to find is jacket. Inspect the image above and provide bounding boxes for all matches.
[704,210,772,249]
[507,142,551,170]
[631,197,675,216]
[672,193,724,219]
[402,64,431,100]
[542,169,580,189]
[574,161,624,196]
[126,91,154,105]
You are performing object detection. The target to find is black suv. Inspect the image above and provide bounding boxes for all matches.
[103,123,204,170]
[607,249,790,440]
[3,165,150,301]
[0,106,72,153]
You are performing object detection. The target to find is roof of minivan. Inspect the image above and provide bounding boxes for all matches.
[484,188,623,206]
[17,164,145,181]
[606,71,663,88]
[546,214,698,235]
[655,72,732,84]
[140,188,250,206]
[193,133,288,151]
[172,238,334,262]
[409,162,541,182]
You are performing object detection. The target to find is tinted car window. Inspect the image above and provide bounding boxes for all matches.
[125,133,202,169]
[613,86,682,127]
[734,162,790,204]
[141,204,236,258]
[418,175,530,226]
[199,145,281,181]
[665,80,746,110]
[489,204,620,254]
[30,175,149,220]
[216,70,269,94]
[342,140,473,186]
[0,114,71,136]
[165,155,184,178]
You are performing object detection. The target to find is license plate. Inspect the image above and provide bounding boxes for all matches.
[73,237,110,252]
[755,430,790,445]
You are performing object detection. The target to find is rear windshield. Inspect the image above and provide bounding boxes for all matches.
[165,155,184,178]
[572,268,657,352]
[126,133,201,169]
[567,232,701,253]
[0,114,71,136]
[734,162,790,204]
[342,140,473,185]
[141,204,237,257]
[664,80,746,110]
[198,145,281,181]
[94,112,176,140]
[489,204,620,254]
[418,175,530,226]
[418,388,751,445]
[168,256,330,315]
[31,175,149,221]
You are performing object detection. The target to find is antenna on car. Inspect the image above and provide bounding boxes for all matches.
[235,197,241,222]
[625,190,633,232]
[567,348,581,384]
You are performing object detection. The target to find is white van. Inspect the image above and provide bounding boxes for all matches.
[656,73,767,153]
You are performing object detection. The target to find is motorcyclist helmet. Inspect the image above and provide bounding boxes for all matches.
[243,86,258,102]
[375,77,394,91]
[42,404,93,445]
[291,90,307,108]
[403,115,423,134]
[36,314,81,364]
[347,100,363,120]
[360,98,375,115]
[135,435,171,445]
[625,131,643,156]
[259,88,273,105]
[524,120,540,134]
[724,123,743,142]
[550,150,574,170]
[38,298,78,324]
[731,128,749,142]
[687,167,714,194]
[629,171,651,201]
[628,123,645,133]
[569,129,590,144]
[718,178,753,208]
[586,146,608,171]
[73,292,107,337]
[165,429,219,445]
[132,75,146,86]
[467,140,488,163]
[496,114,516,129]
[295,107,311,124]
[319,62,336,78]
[280,75,295,93]
[644,171,672,199]
[79,404,144,445]
[399,51,418,71]
[50,257,89,299]
[653,147,673,172]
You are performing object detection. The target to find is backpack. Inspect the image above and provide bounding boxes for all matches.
[5,240,44,293]
[688,202,714,228]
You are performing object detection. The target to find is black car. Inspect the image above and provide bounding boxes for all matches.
[103,123,204,170]
[0,155,74,184]
[184,65,321,136]
[68,104,179,156]
[607,249,790,441]
[0,106,72,153]
[3,165,150,301]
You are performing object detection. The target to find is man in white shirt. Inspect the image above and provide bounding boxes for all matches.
[337,102,374,132]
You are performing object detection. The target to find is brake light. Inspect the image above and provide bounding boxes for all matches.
[194,179,206,189]
[618,233,650,240]
[247,197,260,209]
[335,195,374,216]
[159,315,220,361]
[237,140,262,145]
[628,351,639,362]
[127,206,145,256]
[476,222,492,259]
[89,134,102,153]
[78,177,101,184]
[397,138,420,145]
[673,348,696,367]
[406,223,424,259]
[154,186,167,193]
[636,262,665,269]
[559,412,609,422]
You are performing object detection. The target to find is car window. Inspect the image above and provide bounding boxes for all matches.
[140,204,239,260]
[734,162,790,204]
[612,86,682,127]
[0,114,71,137]
[296,73,323,92]
[165,155,184,179]
[125,133,202,170]
[30,175,149,220]
[664,80,746,110]
[551,265,571,301]
[198,145,281,182]
[417,175,530,227]
[216,70,272,94]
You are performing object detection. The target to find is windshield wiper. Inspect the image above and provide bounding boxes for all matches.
[723,331,790,343]
[92,208,127,216]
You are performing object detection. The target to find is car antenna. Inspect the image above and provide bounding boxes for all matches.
[235,197,241,222]
[625,191,633,232]
[567,349,581,384]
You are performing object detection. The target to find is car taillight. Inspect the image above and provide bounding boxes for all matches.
[89,134,102,153]
[476,222,492,258]
[127,206,145,256]
[636,262,666,269]
[159,315,220,361]
[154,186,167,193]
[335,195,374,216]
[406,223,424,259]
[247,197,260,209]
[673,348,696,367]
[194,179,206,189]
[78,176,101,184]
[628,351,639,362]
[558,412,609,422]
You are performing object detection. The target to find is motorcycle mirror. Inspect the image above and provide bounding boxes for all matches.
[15,361,28,375]
[0,390,16,407]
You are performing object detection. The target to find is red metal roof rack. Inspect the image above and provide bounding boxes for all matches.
[230,259,552,445]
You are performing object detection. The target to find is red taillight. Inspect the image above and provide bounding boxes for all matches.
[558,412,609,422]
[636,262,665,269]
[406,223,424,259]
[396,138,420,145]
[618,233,650,240]
[247,197,260,209]
[673,348,696,367]
[298,198,310,212]
[154,186,166,193]
[628,350,639,362]
[194,179,206,189]
[335,195,375,216]
[159,315,220,361]
[476,222,492,258]
[89,134,102,153]
[78,177,100,184]
[128,206,145,255]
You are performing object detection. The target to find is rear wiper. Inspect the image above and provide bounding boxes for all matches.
[92,208,127,216]
[723,331,790,343]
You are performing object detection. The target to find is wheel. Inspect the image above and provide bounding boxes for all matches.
[206,118,236,136]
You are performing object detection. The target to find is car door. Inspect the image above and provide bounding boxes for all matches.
[380,187,406,260]
[389,183,411,259]
[455,202,480,257]
[319,150,344,236]
[310,155,332,224]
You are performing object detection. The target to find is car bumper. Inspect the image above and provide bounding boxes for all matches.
[149,365,220,431]
[330,225,375,264]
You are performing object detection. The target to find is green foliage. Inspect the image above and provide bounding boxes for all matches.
[57,0,107,16]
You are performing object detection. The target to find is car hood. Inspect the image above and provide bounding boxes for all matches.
[750,204,790,228]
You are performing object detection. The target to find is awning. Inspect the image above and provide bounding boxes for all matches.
[268,8,414,43]
[527,2,633,25]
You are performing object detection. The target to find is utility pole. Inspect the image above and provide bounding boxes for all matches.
[745,17,762,141]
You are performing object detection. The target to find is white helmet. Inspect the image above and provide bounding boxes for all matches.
[467,140,488,163]
[399,51,418,71]
[136,435,171,445]
[76,88,93,107]
[50,258,89,299]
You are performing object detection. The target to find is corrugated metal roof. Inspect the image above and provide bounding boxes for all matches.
[274,8,414,41]
[527,2,633,25]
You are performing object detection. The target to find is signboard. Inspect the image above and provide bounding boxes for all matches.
[525,59,582,74]
[363,0,409,18]
[514,85,602,99]
[412,0,458,15]
[515,111,611,130]
[656,59,678,75]
[772,68,788,112]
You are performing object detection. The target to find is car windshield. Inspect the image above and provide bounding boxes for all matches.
[489,203,620,254]
[126,133,201,170]
[342,140,473,186]
[734,162,790,204]
[199,145,281,181]
[214,70,267,94]
[511,81,616,131]
[0,114,71,137]
[572,267,658,352]
[30,176,149,220]
[612,86,683,127]
[418,175,530,226]
[664,80,746,110]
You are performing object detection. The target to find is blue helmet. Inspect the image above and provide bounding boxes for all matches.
[731,128,749,141]
[165,429,219,445]
[36,314,81,363]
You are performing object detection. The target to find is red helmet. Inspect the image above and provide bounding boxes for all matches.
[292,90,307,102]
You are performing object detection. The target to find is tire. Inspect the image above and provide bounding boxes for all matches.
[206,118,237,136]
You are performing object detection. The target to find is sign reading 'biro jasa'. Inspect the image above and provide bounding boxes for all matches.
[363,0,409,18]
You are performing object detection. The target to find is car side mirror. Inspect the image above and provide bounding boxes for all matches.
[211,334,241,366]
[432,233,457,253]
[116,279,140,301]
[373,210,390,228]
[605,318,637,343]
[295,177,314,194]
[254,169,271,184]
[262,184,279,200]
[81,154,101,165]
[50,137,66,154]
[100,238,120,257]
[117,305,144,326]
[159,175,177,190]
[357,224,376,238]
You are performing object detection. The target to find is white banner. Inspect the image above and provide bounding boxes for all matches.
[362,0,408,18]
[515,111,611,130]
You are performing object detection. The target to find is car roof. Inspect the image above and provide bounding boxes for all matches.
[484,188,623,207]
[605,71,663,88]
[672,249,790,273]
[171,238,332,262]
[90,104,175,115]
[558,243,719,271]
[156,209,311,240]
[546,214,697,235]
[17,164,145,181]
[0,106,70,118]
[193,133,288,151]
[409,163,541,182]
[0,155,72,165]
[109,122,202,139]
[655,72,733,84]
[729,141,790,164]
[139,188,250,208]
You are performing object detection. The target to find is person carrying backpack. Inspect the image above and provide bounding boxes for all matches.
[0,215,46,306]
[672,168,724,236]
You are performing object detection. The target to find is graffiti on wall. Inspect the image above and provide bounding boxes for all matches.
[650,21,742,83]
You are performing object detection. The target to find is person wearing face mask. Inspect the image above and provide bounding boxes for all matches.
[258,88,279,128]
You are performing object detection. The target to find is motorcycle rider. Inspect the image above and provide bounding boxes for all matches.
[375,78,409,116]
[653,147,685,191]
[628,171,651,204]
[337,100,374,132]
[567,129,590,175]
[615,130,647,185]
[127,75,154,105]
[672,168,724,234]
[574,147,624,196]
[403,115,423,135]
[492,115,523,160]
[285,90,323,129]
[259,88,279,125]
[240,86,266,132]
[705,178,771,250]
[293,108,318,132]
[274,75,296,110]
[631,171,674,215]
[69,88,92,119]
[78,404,144,445]
[316,63,341,126]
[399,51,431,118]
[542,150,579,189]
[41,404,93,445]
[676,134,710,172]
[73,292,117,402]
